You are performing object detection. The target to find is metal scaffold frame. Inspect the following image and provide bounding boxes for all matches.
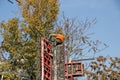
[64,62,84,80]
[41,38,52,80]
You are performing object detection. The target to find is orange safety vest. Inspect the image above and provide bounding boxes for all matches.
[55,34,65,42]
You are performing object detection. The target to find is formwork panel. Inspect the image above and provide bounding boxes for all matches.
[41,38,52,80]
[65,62,84,80]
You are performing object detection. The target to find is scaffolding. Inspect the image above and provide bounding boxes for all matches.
[40,38,84,80]
[65,62,84,80]
[41,38,53,80]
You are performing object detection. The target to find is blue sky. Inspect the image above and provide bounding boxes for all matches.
[60,0,120,57]
[0,0,120,57]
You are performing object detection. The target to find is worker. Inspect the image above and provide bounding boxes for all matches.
[48,34,65,46]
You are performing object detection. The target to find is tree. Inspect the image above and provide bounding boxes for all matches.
[85,56,120,80]
[0,0,59,79]
[55,17,108,62]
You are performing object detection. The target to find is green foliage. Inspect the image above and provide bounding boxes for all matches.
[0,0,59,79]
[18,0,59,38]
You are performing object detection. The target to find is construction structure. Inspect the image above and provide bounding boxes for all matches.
[40,37,84,80]
[65,62,84,80]
[41,38,53,80]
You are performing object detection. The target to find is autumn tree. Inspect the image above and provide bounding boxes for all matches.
[85,56,120,80]
[0,0,59,79]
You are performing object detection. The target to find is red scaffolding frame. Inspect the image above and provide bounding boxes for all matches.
[41,38,53,80]
[64,62,84,80]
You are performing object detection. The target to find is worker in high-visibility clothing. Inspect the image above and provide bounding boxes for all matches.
[48,34,64,57]
[48,34,65,46]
